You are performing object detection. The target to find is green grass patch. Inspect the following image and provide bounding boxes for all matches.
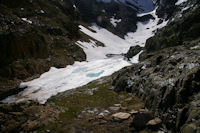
[38,79,141,132]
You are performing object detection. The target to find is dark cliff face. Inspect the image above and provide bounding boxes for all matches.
[73,0,139,38]
[153,0,200,20]
[144,8,200,53]
[153,0,178,19]
[0,0,86,100]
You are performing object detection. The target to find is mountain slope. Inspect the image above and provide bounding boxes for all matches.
[0,0,86,100]
[113,3,200,133]
[0,0,199,132]
[0,0,159,100]
[1,5,168,104]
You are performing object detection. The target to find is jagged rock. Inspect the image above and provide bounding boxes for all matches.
[137,14,155,22]
[154,0,177,19]
[157,19,164,25]
[145,8,200,53]
[112,112,131,121]
[125,45,143,59]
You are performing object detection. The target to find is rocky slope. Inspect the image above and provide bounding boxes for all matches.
[154,0,200,20]
[73,0,156,38]
[0,0,86,100]
[113,5,200,133]
[0,0,200,132]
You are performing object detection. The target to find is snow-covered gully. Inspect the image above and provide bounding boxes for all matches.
[2,9,167,104]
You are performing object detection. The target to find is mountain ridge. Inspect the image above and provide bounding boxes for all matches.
[0,0,200,132]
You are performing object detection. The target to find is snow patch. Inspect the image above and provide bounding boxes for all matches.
[21,18,32,24]
[73,4,77,9]
[175,0,188,5]
[125,9,168,47]
[110,17,121,27]
[2,57,135,104]
[78,24,137,61]
[40,10,45,14]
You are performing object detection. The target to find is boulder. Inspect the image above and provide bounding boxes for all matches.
[112,112,131,121]
[147,117,162,125]
[125,45,143,59]
[131,112,154,130]
[181,123,197,133]
[147,117,162,130]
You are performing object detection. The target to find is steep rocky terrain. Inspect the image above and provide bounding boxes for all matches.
[154,0,200,20]
[0,0,200,132]
[74,0,138,38]
[113,5,200,133]
[0,0,86,100]
[73,0,155,38]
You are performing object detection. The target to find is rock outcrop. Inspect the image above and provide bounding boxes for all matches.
[114,41,200,132]
[145,8,200,53]
[113,5,200,133]
[153,0,200,20]
[125,45,143,59]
